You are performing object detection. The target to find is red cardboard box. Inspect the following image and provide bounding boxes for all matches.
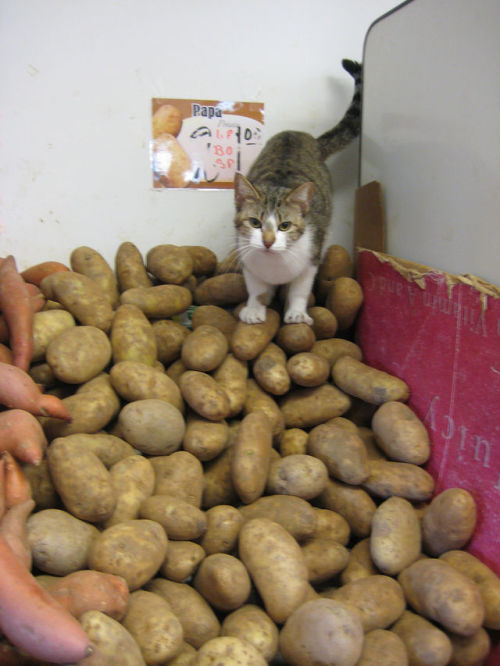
[354,183,500,663]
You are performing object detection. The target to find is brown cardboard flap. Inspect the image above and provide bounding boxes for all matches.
[354,181,386,257]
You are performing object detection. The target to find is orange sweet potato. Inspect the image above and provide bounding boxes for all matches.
[0,498,35,569]
[0,409,48,464]
[21,261,70,287]
[0,256,34,371]
[2,451,32,508]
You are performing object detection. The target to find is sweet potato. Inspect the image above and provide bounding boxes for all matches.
[21,260,70,286]
[0,533,93,663]
[2,451,32,508]
[0,362,72,420]
[0,409,48,464]
[0,255,33,371]
[0,498,35,569]
[42,569,129,621]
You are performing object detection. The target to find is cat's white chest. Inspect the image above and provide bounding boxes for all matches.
[240,225,313,285]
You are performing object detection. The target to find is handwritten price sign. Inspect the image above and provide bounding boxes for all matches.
[151,98,265,189]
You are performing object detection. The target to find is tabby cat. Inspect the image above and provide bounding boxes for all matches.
[234,59,362,324]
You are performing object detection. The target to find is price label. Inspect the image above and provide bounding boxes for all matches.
[151,98,265,189]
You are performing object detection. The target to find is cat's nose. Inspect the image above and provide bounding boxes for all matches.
[263,239,274,248]
[263,231,275,248]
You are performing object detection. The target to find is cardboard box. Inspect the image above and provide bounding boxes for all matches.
[354,182,500,662]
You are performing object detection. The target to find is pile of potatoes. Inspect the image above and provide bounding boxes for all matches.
[17,242,499,665]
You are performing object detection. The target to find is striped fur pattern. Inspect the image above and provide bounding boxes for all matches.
[234,59,362,325]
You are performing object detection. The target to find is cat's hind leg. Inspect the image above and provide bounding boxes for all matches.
[239,268,268,323]
[284,264,317,325]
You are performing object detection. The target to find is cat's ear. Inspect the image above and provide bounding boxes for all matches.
[234,172,261,209]
[286,181,315,214]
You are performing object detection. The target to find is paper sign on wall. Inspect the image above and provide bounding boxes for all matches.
[151,98,265,189]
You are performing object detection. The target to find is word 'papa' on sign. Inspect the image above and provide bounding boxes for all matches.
[151,98,265,190]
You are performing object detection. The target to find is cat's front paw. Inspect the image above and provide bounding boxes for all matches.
[284,309,313,326]
[239,303,267,324]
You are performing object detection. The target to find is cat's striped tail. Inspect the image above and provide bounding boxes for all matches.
[317,59,362,160]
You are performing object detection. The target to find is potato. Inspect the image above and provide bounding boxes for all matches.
[356,629,409,666]
[448,627,492,666]
[70,245,120,308]
[181,324,228,371]
[110,360,183,412]
[165,642,197,665]
[212,353,248,417]
[118,398,185,455]
[340,538,378,585]
[316,244,354,300]
[104,455,155,527]
[280,382,351,429]
[152,319,191,364]
[191,304,237,340]
[422,488,477,556]
[325,276,364,329]
[146,244,193,285]
[146,577,220,649]
[370,496,421,575]
[41,270,114,331]
[440,549,500,630]
[253,342,290,395]
[332,355,410,404]
[239,518,309,623]
[266,454,328,500]
[398,558,485,636]
[179,245,216,277]
[308,422,369,484]
[32,309,75,362]
[230,308,280,360]
[221,604,279,662]
[122,589,184,665]
[29,361,58,388]
[301,537,349,584]
[194,553,251,611]
[140,494,207,540]
[200,504,244,555]
[110,303,158,366]
[243,378,284,436]
[27,508,99,576]
[46,436,116,523]
[277,427,308,456]
[279,598,364,666]
[152,104,182,138]
[193,636,267,665]
[391,609,452,666]
[307,306,338,339]
[363,459,435,501]
[153,132,192,188]
[56,432,135,469]
[239,494,317,542]
[79,610,146,665]
[179,370,230,421]
[88,519,167,591]
[286,351,330,387]
[312,337,363,367]
[160,540,206,582]
[194,273,247,306]
[150,450,204,507]
[325,574,406,632]
[23,459,59,509]
[276,323,316,354]
[318,478,376,538]
[183,414,228,461]
[231,412,272,504]
[372,401,430,464]
[115,241,153,291]
[166,358,188,385]
[46,325,112,384]
[313,507,350,545]
[202,446,238,508]
[120,284,192,319]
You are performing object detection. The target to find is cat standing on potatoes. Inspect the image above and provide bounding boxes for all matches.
[234,59,362,325]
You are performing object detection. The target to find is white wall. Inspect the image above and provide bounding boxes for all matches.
[0,0,397,270]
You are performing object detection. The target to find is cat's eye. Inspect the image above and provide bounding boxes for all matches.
[248,217,262,229]
[278,221,292,231]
